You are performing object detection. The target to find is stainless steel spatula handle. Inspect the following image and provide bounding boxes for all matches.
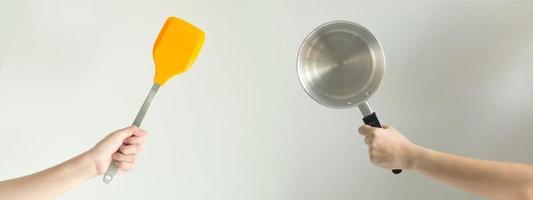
[103,83,160,184]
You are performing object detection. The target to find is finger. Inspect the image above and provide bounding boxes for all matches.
[116,161,135,171]
[112,152,137,162]
[119,144,143,155]
[382,124,392,129]
[358,125,376,137]
[124,135,148,145]
[364,136,371,145]
[132,126,147,137]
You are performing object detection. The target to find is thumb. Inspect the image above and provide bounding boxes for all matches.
[109,126,136,142]
[382,125,396,130]
[358,125,375,137]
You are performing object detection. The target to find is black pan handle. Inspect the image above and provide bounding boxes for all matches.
[362,112,403,174]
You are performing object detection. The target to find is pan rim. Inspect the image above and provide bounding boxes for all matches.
[296,20,386,109]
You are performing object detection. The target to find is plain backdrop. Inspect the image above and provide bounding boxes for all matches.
[1,1,533,199]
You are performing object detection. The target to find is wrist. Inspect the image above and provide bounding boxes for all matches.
[407,144,430,171]
[79,150,100,178]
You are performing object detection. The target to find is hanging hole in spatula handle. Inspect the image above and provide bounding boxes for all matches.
[103,161,119,184]
[362,112,403,174]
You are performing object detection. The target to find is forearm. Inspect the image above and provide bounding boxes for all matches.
[412,145,533,199]
[0,151,98,200]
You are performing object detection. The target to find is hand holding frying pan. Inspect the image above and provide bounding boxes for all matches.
[296,21,402,174]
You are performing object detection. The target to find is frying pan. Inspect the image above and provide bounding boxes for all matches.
[296,20,402,174]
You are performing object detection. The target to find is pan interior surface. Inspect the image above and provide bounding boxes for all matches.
[297,21,385,108]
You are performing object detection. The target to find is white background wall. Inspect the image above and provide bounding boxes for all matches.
[1,1,533,199]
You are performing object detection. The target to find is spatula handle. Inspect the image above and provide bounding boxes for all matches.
[103,83,160,184]
[362,112,403,174]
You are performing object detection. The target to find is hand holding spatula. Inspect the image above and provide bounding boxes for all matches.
[103,16,205,184]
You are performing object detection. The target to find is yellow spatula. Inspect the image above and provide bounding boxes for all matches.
[103,16,205,184]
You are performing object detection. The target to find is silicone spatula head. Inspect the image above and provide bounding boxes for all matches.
[153,16,205,85]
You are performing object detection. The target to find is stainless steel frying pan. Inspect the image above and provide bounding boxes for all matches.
[297,20,402,174]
